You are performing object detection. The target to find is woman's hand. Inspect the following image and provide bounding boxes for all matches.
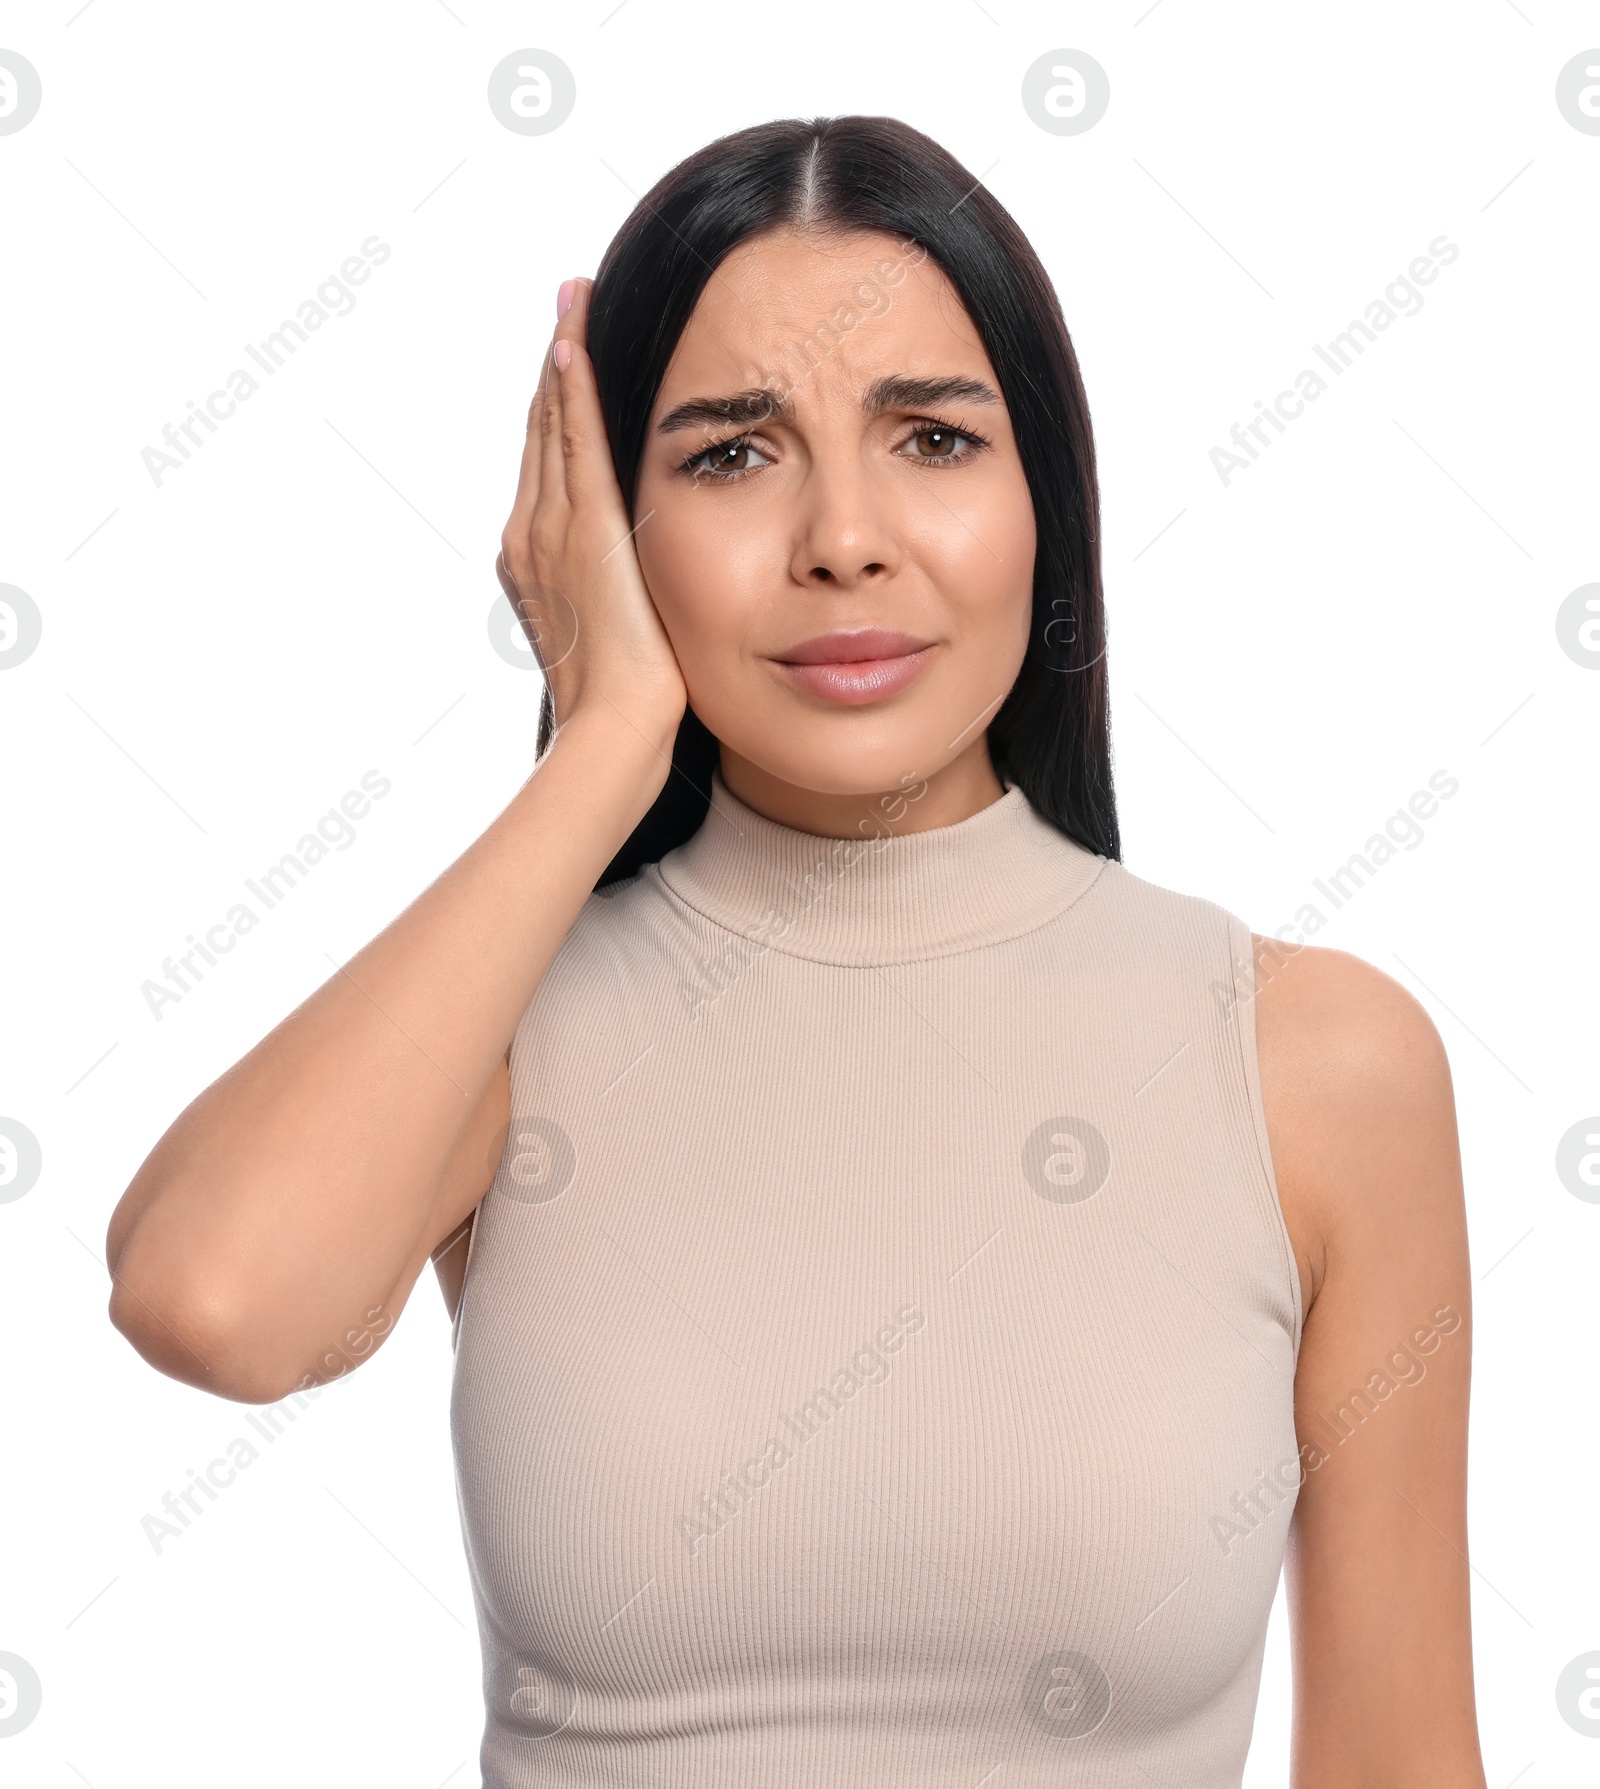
[498,278,688,752]
[104,280,692,1410]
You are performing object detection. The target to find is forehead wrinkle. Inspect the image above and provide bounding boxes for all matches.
[653,372,1002,438]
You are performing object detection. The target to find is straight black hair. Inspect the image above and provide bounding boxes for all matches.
[538,113,1119,885]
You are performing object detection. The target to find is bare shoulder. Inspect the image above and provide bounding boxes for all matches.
[1245,938,1483,1778]
[1249,932,1451,1097]
[1248,933,1463,1318]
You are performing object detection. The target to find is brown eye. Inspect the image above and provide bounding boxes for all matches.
[895,422,985,464]
[682,436,773,481]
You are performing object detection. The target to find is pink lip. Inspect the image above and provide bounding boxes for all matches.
[771,629,938,706]
[778,629,932,665]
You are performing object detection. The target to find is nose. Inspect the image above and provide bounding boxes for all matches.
[787,446,902,591]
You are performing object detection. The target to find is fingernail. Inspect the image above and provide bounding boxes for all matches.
[557,279,576,319]
[553,339,572,372]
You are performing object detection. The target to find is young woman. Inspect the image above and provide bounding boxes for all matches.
[105,116,1487,1786]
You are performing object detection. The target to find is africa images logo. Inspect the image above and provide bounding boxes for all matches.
[1208,235,1461,487]
[138,236,392,487]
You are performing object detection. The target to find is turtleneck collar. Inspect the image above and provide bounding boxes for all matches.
[653,766,1107,967]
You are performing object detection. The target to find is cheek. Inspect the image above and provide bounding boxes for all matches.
[921,474,1036,622]
[633,493,769,657]
[947,480,1036,683]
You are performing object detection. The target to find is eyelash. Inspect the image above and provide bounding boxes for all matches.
[676,415,993,484]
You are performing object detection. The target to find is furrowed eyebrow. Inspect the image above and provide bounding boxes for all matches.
[653,372,1002,438]
[860,373,1002,415]
[655,388,794,436]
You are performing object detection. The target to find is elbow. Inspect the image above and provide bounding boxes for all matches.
[106,1270,307,1407]
[105,1194,403,1405]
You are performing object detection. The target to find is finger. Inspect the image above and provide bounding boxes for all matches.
[552,301,626,524]
[551,275,626,522]
[560,274,593,358]
[536,327,570,522]
[500,301,567,579]
[518,277,585,504]
[553,274,591,353]
[516,331,559,505]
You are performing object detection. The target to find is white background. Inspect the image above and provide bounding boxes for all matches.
[2,2,1596,1784]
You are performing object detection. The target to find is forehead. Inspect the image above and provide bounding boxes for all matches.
[656,226,991,404]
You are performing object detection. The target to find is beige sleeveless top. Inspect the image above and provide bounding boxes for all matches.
[451,767,1303,1786]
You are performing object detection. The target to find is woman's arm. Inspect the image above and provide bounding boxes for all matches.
[105,710,672,1404]
[105,281,687,1404]
[1254,934,1488,1788]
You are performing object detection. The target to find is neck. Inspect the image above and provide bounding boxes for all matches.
[655,763,1106,968]
[716,738,1008,840]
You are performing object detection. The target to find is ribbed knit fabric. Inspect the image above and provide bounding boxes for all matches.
[450,766,1303,1788]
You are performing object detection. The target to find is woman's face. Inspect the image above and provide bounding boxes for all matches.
[632,226,1036,830]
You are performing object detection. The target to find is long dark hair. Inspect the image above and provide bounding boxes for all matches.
[544,113,1119,885]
